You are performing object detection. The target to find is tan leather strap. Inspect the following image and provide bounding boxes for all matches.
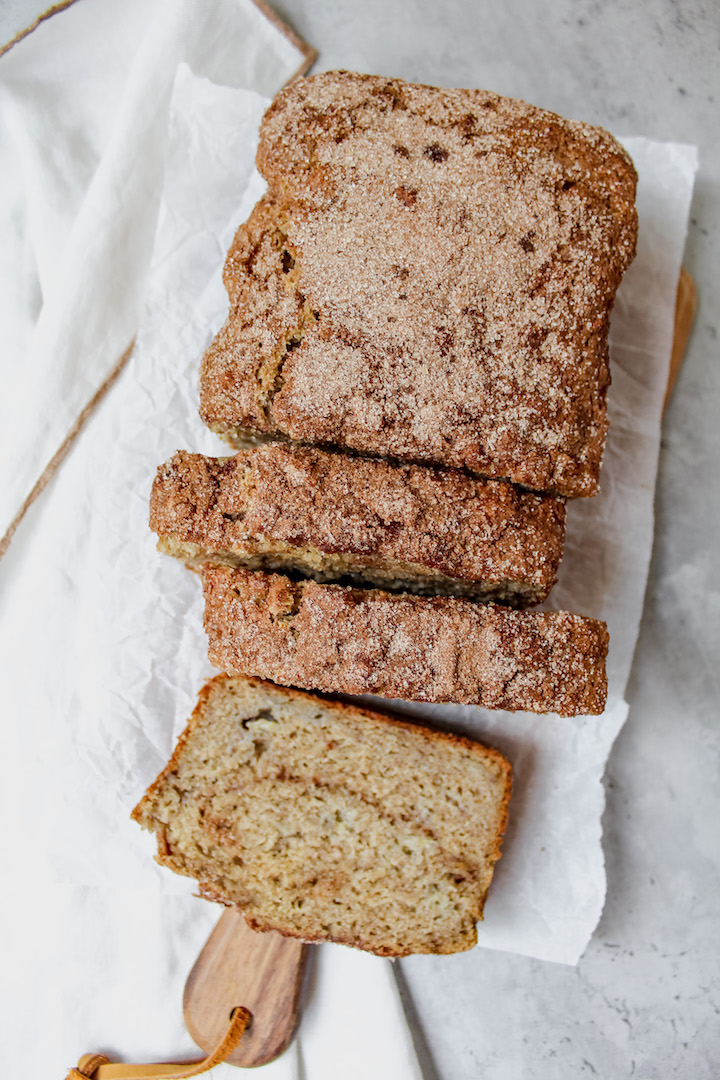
[66,1006,251,1079]
[0,0,81,60]
[0,337,136,562]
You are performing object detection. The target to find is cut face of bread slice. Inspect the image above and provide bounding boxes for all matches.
[150,444,566,605]
[200,71,638,498]
[132,675,512,956]
[201,566,608,716]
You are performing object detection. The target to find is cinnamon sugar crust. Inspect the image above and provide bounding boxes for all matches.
[200,71,638,498]
[150,444,566,604]
[201,566,608,716]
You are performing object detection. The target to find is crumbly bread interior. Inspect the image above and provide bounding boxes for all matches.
[159,536,543,603]
[149,447,566,605]
[132,676,512,956]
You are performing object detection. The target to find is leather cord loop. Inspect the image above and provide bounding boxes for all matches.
[66,1006,251,1079]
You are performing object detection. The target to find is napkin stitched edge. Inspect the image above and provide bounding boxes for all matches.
[0,0,316,563]
[0,0,81,60]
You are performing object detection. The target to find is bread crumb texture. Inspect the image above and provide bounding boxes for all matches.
[149,444,566,604]
[201,566,608,716]
[200,71,638,497]
[132,675,512,956]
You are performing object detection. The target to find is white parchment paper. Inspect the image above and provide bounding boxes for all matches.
[0,35,696,1079]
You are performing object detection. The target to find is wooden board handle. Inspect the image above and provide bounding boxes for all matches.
[183,909,309,1068]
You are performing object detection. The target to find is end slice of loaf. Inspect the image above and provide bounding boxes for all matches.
[201,566,609,716]
[200,71,638,497]
[150,444,566,605]
[132,675,512,956]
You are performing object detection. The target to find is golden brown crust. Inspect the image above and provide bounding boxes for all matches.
[132,674,512,956]
[200,566,608,716]
[200,71,638,497]
[149,445,566,603]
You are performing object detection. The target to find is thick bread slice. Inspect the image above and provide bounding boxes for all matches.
[201,566,608,716]
[200,71,638,498]
[150,444,566,604]
[131,675,512,956]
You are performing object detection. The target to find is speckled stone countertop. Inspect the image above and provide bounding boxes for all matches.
[273,2,720,1076]
[2,1,717,1076]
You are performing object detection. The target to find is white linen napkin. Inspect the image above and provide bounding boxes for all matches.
[0,1,696,1076]
[0,4,420,1078]
[0,0,311,552]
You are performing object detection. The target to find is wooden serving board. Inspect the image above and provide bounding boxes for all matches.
[664,266,696,413]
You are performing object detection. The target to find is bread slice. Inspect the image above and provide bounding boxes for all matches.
[131,675,512,956]
[201,566,608,716]
[150,444,566,605]
[200,71,637,498]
